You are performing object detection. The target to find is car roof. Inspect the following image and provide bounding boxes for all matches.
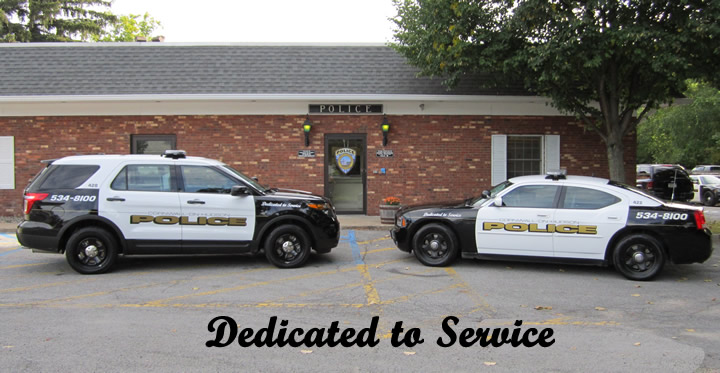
[51,154,224,166]
[508,174,610,185]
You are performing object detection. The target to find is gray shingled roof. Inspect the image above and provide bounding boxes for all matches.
[0,43,527,97]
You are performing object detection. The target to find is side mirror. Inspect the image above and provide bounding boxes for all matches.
[481,190,490,198]
[231,185,251,196]
[492,196,503,207]
[252,177,259,182]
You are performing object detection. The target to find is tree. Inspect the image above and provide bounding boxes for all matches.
[391,0,720,182]
[93,12,161,42]
[637,81,720,167]
[0,0,115,42]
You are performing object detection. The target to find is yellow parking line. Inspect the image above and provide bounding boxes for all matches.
[0,262,51,270]
[356,237,391,245]
[0,278,97,293]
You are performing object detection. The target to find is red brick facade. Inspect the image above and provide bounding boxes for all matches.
[0,114,635,216]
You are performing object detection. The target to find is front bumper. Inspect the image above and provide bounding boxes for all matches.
[391,226,410,252]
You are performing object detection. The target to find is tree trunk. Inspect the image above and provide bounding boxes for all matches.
[605,132,626,183]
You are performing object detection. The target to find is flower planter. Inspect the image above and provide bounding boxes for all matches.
[379,204,401,224]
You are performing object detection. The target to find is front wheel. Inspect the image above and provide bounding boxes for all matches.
[612,234,665,281]
[65,227,118,274]
[412,224,458,266]
[703,190,716,206]
[264,225,311,268]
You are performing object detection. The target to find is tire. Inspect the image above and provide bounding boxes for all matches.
[264,225,311,268]
[702,190,716,206]
[65,227,118,274]
[612,234,666,281]
[412,224,459,266]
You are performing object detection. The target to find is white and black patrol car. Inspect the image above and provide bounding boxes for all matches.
[391,173,713,281]
[17,151,340,274]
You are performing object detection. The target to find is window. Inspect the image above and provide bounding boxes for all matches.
[490,135,560,185]
[562,187,620,209]
[33,165,100,191]
[507,136,542,178]
[131,135,176,155]
[502,185,559,208]
[181,166,237,194]
[111,165,174,192]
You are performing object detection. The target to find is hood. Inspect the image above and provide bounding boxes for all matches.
[266,189,325,202]
[398,200,470,215]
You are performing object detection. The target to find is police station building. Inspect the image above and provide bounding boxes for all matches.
[0,43,635,216]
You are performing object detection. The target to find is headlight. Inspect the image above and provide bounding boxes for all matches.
[307,202,328,211]
[396,216,407,227]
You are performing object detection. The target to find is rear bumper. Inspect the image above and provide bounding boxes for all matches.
[16,221,60,252]
[665,228,713,264]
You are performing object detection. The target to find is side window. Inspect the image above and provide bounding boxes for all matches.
[502,185,559,208]
[111,165,174,192]
[181,166,237,194]
[34,165,100,191]
[562,186,620,209]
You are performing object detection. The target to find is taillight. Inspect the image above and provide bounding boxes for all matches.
[693,210,706,230]
[23,192,48,215]
[647,180,654,189]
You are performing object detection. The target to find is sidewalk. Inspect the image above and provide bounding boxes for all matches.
[0,215,392,233]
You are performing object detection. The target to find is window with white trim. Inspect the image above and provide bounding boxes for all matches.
[491,134,560,185]
[131,134,177,155]
[0,136,14,189]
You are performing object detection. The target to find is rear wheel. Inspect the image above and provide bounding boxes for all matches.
[65,227,118,274]
[412,224,458,266]
[612,234,665,281]
[702,190,716,206]
[264,225,311,268]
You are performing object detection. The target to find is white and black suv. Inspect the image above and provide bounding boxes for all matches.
[17,151,340,274]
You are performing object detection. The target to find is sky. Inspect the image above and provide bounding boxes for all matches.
[109,0,398,43]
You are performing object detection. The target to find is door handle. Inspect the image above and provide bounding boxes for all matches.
[106,197,125,202]
[187,200,206,205]
[608,216,619,220]
[537,214,550,217]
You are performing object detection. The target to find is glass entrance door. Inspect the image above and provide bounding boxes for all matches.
[325,134,366,214]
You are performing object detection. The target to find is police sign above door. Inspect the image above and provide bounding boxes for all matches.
[309,104,383,114]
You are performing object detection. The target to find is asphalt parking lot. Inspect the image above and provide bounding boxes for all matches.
[1,228,718,372]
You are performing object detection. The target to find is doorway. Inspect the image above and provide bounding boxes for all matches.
[325,134,366,214]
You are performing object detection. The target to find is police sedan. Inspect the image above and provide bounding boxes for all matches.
[391,173,713,281]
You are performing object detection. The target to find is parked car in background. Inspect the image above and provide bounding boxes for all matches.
[690,165,720,175]
[690,174,720,206]
[636,164,693,202]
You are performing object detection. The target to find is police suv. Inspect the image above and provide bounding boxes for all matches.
[391,173,713,280]
[17,151,340,274]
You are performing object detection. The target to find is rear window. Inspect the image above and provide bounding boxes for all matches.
[29,164,100,191]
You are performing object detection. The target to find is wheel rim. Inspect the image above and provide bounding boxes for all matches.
[705,193,713,204]
[272,233,302,262]
[76,237,108,267]
[420,233,448,259]
[621,243,658,273]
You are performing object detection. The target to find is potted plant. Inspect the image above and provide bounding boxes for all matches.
[379,197,402,224]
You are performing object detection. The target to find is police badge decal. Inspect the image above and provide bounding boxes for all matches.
[335,148,357,174]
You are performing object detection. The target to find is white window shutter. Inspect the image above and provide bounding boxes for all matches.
[544,135,560,173]
[491,135,507,186]
[0,136,14,189]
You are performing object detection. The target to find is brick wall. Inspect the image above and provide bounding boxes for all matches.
[0,114,635,216]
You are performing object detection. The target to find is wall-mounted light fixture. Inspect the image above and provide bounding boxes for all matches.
[381,115,390,147]
[303,115,312,147]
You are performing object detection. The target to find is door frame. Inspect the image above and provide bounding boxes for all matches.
[324,133,367,214]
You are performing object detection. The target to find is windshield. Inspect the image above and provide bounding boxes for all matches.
[221,165,267,193]
[607,180,665,204]
[700,175,720,184]
[468,181,513,205]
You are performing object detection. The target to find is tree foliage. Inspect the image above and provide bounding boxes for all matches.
[93,12,161,42]
[0,0,116,42]
[638,81,720,167]
[391,0,720,182]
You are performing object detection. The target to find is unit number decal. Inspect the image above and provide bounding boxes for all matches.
[49,195,97,202]
[635,212,688,220]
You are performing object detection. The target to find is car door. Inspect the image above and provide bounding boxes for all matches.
[476,184,560,257]
[178,165,256,249]
[99,163,182,251]
[552,185,627,260]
